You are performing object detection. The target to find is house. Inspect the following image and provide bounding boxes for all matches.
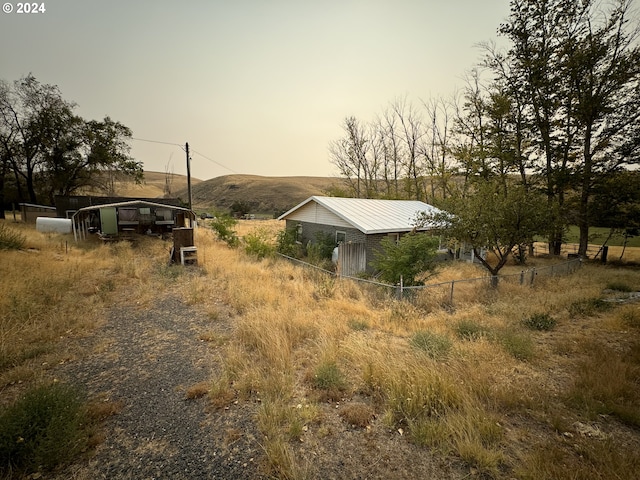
[71,200,197,241]
[278,196,445,274]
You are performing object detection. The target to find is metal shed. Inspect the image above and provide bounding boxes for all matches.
[71,200,197,241]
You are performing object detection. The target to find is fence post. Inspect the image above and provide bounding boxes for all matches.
[520,270,525,285]
[450,281,455,305]
[530,268,536,286]
[397,275,403,301]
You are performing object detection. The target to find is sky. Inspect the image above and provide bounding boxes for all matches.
[0,0,512,181]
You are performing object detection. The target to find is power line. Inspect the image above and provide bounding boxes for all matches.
[190,148,237,174]
[130,137,183,148]
[131,136,236,174]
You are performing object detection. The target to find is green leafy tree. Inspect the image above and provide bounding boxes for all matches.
[0,75,142,206]
[416,182,547,283]
[371,232,439,286]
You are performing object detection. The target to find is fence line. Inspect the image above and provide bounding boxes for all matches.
[275,253,583,305]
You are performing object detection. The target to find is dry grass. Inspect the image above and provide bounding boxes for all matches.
[3,218,640,479]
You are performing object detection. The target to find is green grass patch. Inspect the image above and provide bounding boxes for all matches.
[410,331,452,359]
[496,329,534,361]
[605,282,634,292]
[0,382,88,475]
[453,320,490,340]
[568,297,612,317]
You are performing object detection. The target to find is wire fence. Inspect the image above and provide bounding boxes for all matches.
[276,253,583,307]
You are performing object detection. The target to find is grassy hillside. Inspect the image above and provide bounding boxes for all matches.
[76,171,203,199]
[176,174,343,215]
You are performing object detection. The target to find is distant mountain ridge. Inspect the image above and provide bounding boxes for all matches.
[175,174,343,215]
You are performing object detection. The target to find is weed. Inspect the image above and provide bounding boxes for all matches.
[262,437,311,480]
[0,382,87,475]
[605,281,634,292]
[339,402,375,428]
[618,305,640,329]
[0,223,25,250]
[453,319,489,340]
[522,312,557,331]
[496,329,534,361]
[568,297,611,317]
[347,319,369,331]
[185,381,210,400]
[311,361,347,394]
[410,331,452,359]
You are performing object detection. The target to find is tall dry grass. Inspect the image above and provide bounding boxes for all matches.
[3,218,639,479]
[192,222,640,479]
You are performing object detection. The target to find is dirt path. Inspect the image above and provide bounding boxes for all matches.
[51,296,265,480]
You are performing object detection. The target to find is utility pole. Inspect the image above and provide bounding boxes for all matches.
[185,142,192,211]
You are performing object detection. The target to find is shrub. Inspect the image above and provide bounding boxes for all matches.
[371,233,439,286]
[276,228,303,258]
[410,331,452,359]
[243,228,275,259]
[306,232,335,264]
[0,383,87,475]
[210,215,239,247]
[0,223,26,250]
[522,313,557,331]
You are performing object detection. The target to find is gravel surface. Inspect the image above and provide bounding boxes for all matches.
[51,296,266,480]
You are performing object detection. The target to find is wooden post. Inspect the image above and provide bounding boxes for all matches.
[173,227,194,263]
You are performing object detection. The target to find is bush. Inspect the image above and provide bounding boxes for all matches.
[371,233,439,286]
[243,228,275,259]
[0,383,87,475]
[210,215,239,247]
[522,313,557,331]
[0,223,25,250]
[410,331,452,359]
[276,228,303,258]
[306,232,335,264]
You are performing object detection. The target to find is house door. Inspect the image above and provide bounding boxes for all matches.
[100,207,118,235]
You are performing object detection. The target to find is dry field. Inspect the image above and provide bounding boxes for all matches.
[1,219,640,479]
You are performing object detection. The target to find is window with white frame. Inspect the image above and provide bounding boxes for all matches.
[336,230,346,244]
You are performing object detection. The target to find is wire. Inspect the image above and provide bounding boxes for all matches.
[190,148,237,174]
[131,136,237,174]
[130,137,183,148]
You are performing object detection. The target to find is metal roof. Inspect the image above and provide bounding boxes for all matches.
[71,200,194,219]
[278,196,443,234]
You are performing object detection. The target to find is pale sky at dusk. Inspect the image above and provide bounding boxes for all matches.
[1,1,512,180]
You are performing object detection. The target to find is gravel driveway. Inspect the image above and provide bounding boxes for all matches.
[52,296,266,480]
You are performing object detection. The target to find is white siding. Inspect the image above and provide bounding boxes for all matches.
[285,202,352,229]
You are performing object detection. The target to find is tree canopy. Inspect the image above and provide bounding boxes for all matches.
[0,75,142,214]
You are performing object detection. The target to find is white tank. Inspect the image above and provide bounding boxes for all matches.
[36,217,72,234]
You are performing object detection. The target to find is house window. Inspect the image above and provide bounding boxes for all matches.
[296,224,303,243]
[336,231,346,244]
[387,232,400,244]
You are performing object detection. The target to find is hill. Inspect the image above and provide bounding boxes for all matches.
[113,171,203,198]
[176,174,343,215]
